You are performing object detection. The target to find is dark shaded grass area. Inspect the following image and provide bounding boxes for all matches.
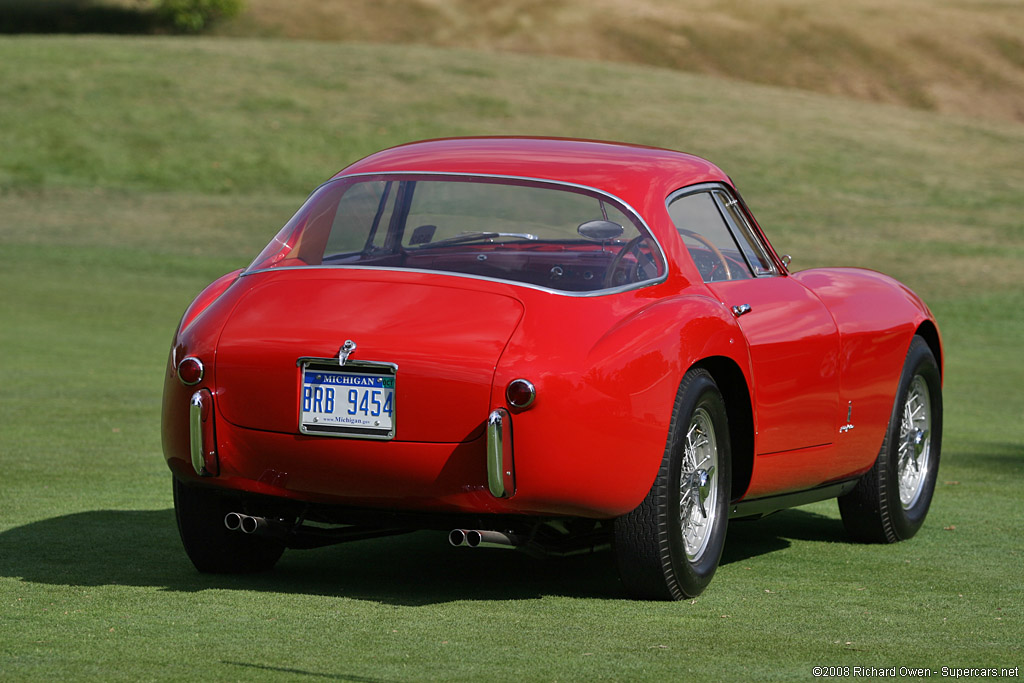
[0,1,158,33]
[0,506,852,604]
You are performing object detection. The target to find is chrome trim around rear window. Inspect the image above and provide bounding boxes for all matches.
[243,172,668,298]
[244,264,666,298]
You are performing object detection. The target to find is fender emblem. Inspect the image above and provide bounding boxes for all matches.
[839,401,855,434]
[338,340,357,367]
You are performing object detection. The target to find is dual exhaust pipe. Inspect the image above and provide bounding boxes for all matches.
[224,512,270,535]
[225,516,599,557]
[449,527,611,558]
[448,528,521,550]
[226,516,519,548]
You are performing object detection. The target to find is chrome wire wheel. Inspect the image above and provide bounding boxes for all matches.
[838,336,942,543]
[679,406,719,562]
[898,374,932,509]
[613,368,730,599]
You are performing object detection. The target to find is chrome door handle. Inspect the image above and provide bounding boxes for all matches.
[731,304,752,317]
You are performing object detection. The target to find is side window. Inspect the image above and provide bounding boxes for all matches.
[667,191,752,282]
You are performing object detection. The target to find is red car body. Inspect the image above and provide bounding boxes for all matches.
[163,138,943,598]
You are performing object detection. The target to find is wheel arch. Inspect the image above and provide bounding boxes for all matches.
[693,355,754,503]
[914,319,943,381]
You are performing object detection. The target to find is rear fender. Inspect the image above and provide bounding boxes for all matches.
[162,272,249,480]
[178,269,243,335]
[491,293,751,517]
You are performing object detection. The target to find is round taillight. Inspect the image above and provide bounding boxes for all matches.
[506,379,536,410]
[178,356,204,386]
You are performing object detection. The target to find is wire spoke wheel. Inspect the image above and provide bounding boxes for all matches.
[897,375,932,508]
[614,368,731,600]
[839,336,942,543]
[679,407,719,561]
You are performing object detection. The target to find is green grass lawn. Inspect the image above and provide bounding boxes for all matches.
[0,36,1021,681]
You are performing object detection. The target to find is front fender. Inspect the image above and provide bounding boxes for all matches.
[794,267,943,475]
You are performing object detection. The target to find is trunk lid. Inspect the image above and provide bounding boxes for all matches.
[215,271,524,443]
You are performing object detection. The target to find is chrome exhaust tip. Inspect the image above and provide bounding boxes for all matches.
[240,514,263,534]
[451,529,521,550]
[225,512,267,535]
[224,512,243,532]
[468,530,521,549]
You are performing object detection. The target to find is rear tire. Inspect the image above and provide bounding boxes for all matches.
[839,336,942,542]
[173,478,285,573]
[614,368,731,600]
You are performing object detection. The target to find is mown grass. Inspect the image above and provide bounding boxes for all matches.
[0,36,1022,681]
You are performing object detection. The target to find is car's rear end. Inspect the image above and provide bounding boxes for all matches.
[162,167,675,570]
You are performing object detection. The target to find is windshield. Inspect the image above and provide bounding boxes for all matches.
[247,174,666,293]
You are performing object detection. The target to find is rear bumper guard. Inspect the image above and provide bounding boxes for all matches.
[189,389,219,476]
[486,408,515,498]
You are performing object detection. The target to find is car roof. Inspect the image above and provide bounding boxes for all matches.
[334,137,731,206]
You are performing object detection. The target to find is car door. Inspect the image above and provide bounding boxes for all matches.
[667,186,840,458]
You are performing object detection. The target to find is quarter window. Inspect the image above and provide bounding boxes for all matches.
[716,191,776,276]
[667,187,777,282]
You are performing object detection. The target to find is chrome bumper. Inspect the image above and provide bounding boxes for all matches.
[486,408,515,498]
[189,389,218,476]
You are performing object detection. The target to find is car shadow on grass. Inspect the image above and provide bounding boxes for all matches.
[722,507,849,565]
[0,506,848,604]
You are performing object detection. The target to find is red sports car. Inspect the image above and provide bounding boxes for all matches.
[163,137,943,599]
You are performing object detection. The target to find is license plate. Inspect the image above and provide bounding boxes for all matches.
[299,363,396,439]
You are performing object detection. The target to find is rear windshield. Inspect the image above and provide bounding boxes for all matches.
[246,175,666,293]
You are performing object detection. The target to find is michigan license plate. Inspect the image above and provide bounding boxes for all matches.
[299,363,396,439]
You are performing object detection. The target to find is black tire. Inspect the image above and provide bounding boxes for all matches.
[614,368,732,600]
[173,477,285,573]
[839,336,942,543]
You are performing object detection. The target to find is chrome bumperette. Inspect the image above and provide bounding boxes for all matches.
[189,390,216,476]
[189,392,204,475]
[486,408,515,498]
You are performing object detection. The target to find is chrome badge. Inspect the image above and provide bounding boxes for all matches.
[338,339,357,367]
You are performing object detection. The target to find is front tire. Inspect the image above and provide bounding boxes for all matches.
[614,368,732,600]
[173,478,285,573]
[839,336,942,542]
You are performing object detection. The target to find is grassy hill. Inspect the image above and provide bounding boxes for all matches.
[229,0,1024,124]
[0,35,1021,680]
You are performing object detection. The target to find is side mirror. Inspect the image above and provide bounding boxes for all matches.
[577,220,624,241]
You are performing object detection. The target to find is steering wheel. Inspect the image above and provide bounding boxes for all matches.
[678,228,732,281]
[603,234,647,288]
